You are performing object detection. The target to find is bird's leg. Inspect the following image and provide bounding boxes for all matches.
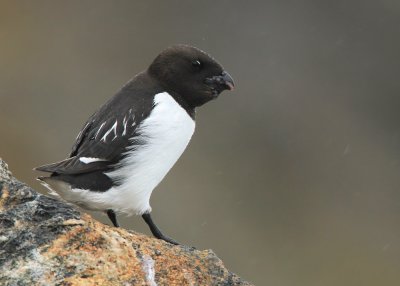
[106,209,119,227]
[142,213,179,245]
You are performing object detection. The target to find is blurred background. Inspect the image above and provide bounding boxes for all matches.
[1,1,400,285]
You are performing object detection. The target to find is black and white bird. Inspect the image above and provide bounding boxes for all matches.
[35,45,234,244]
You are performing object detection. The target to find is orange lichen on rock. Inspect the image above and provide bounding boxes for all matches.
[0,158,252,285]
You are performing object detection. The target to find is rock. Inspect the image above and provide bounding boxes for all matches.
[0,158,253,286]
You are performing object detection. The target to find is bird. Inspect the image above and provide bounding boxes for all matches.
[35,44,234,245]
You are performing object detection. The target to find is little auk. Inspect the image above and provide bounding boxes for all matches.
[35,44,234,244]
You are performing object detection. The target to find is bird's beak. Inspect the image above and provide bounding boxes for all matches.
[220,71,235,91]
[205,71,235,95]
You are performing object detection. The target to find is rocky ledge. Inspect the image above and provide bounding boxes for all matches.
[0,159,252,286]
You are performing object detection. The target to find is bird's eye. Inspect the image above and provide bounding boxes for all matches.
[192,60,202,69]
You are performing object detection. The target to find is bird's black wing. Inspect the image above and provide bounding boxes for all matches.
[35,75,159,175]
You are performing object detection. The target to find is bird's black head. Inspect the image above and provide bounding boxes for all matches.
[148,45,234,108]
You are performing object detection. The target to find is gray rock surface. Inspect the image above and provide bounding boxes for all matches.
[0,158,253,286]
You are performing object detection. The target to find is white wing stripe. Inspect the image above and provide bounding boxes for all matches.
[122,116,128,136]
[95,122,106,139]
[79,157,106,164]
[101,120,118,142]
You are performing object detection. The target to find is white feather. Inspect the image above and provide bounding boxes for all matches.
[95,122,106,139]
[42,92,195,215]
[122,116,128,136]
[79,157,105,164]
[101,120,118,142]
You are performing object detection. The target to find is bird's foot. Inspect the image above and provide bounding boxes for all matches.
[106,209,120,227]
[156,235,179,245]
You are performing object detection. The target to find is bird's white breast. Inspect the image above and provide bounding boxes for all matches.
[103,92,195,214]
